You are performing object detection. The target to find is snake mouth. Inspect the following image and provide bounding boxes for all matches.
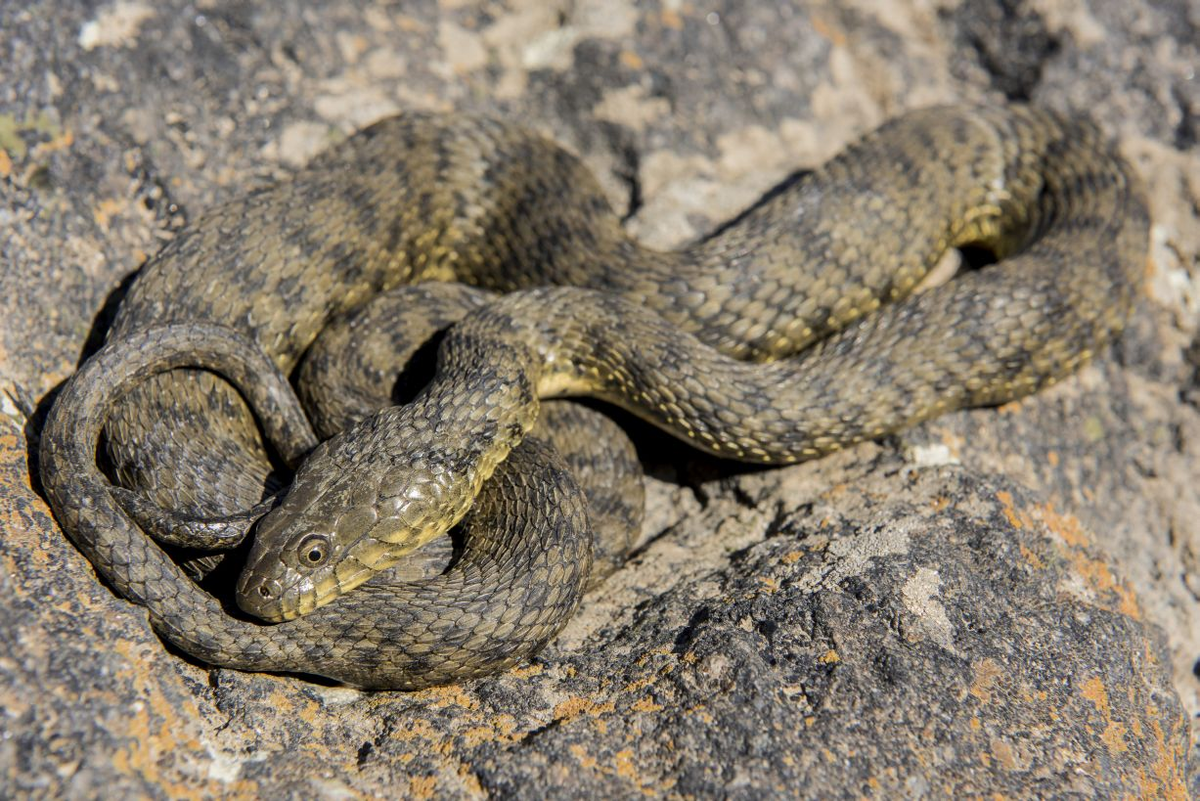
[294,566,373,620]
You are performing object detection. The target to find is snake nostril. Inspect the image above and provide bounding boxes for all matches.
[242,576,283,608]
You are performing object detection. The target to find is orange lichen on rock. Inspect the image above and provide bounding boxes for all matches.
[969,658,1004,704]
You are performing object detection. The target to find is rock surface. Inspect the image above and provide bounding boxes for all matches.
[2,0,1198,796]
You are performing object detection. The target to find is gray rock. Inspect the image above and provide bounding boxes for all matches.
[1,0,1197,796]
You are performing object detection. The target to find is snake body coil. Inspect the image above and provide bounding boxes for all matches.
[39,105,1148,687]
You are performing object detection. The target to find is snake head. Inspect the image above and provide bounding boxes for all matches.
[236,407,465,622]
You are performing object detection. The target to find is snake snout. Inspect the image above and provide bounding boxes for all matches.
[236,572,287,621]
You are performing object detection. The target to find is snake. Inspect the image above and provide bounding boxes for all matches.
[38,104,1148,688]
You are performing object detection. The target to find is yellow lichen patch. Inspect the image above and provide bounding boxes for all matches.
[996,399,1024,415]
[1079,677,1131,754]
[630,696,663,714]
[289,690,326,726]
[0,110,62,158]
[1116,583,1142,619]
[566,742,673,796]
[989,738,1021,770]
[1035,503,1090,547]
[552,696,615,725]
[33,127,73,156]
[1018,543,1045,569]
[1047,450,1059,467]
[1084,676,1108,714]
[417,683,479,711]
[92,197,126,229]
[459,726,497,749]
[819,649,839,664]
[391,717,448,746]
[809,12,848,47]
[995,491,1027,530]
[757,575,780,593]
[0,149,10,177]
[456,765,485,796]
[1072,552,1118,595]
[823,482,849,500]
[939,430,965,458]
[1101,720,1129,754]
[781,550,803,565]
[507,663,543,679]
[969,658,1004,703]
[491,714,519,739]
[1137,717,1190,800]
[619,50,643,70]
[634,645,673,667]
[623,666,669,694]
[930,496,950,512]
[568,743,598,770]
[408,774,438,799]
[1026,503,1143,617]
[614,749,638,780]
[457,714,520,750]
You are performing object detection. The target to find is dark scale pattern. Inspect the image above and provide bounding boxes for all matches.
[39,104,1148,687]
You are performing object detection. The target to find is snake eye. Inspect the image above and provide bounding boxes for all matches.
[297,534,331,567]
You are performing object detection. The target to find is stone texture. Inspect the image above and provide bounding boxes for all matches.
[1,0,1198,796]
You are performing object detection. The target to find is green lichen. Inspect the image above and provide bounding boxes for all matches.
[0,114,26,159]
[0,110,64,160]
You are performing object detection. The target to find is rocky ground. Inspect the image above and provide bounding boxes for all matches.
[1,0,1198,797]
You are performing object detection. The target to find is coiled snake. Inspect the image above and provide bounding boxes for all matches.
[39,105,1148,688]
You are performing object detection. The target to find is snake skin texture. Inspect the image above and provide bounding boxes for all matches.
[39,104,1148,687]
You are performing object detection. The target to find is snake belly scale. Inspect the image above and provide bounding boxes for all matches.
[39,104,1148,688]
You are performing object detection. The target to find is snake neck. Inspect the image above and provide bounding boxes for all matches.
[419,337,545,504]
